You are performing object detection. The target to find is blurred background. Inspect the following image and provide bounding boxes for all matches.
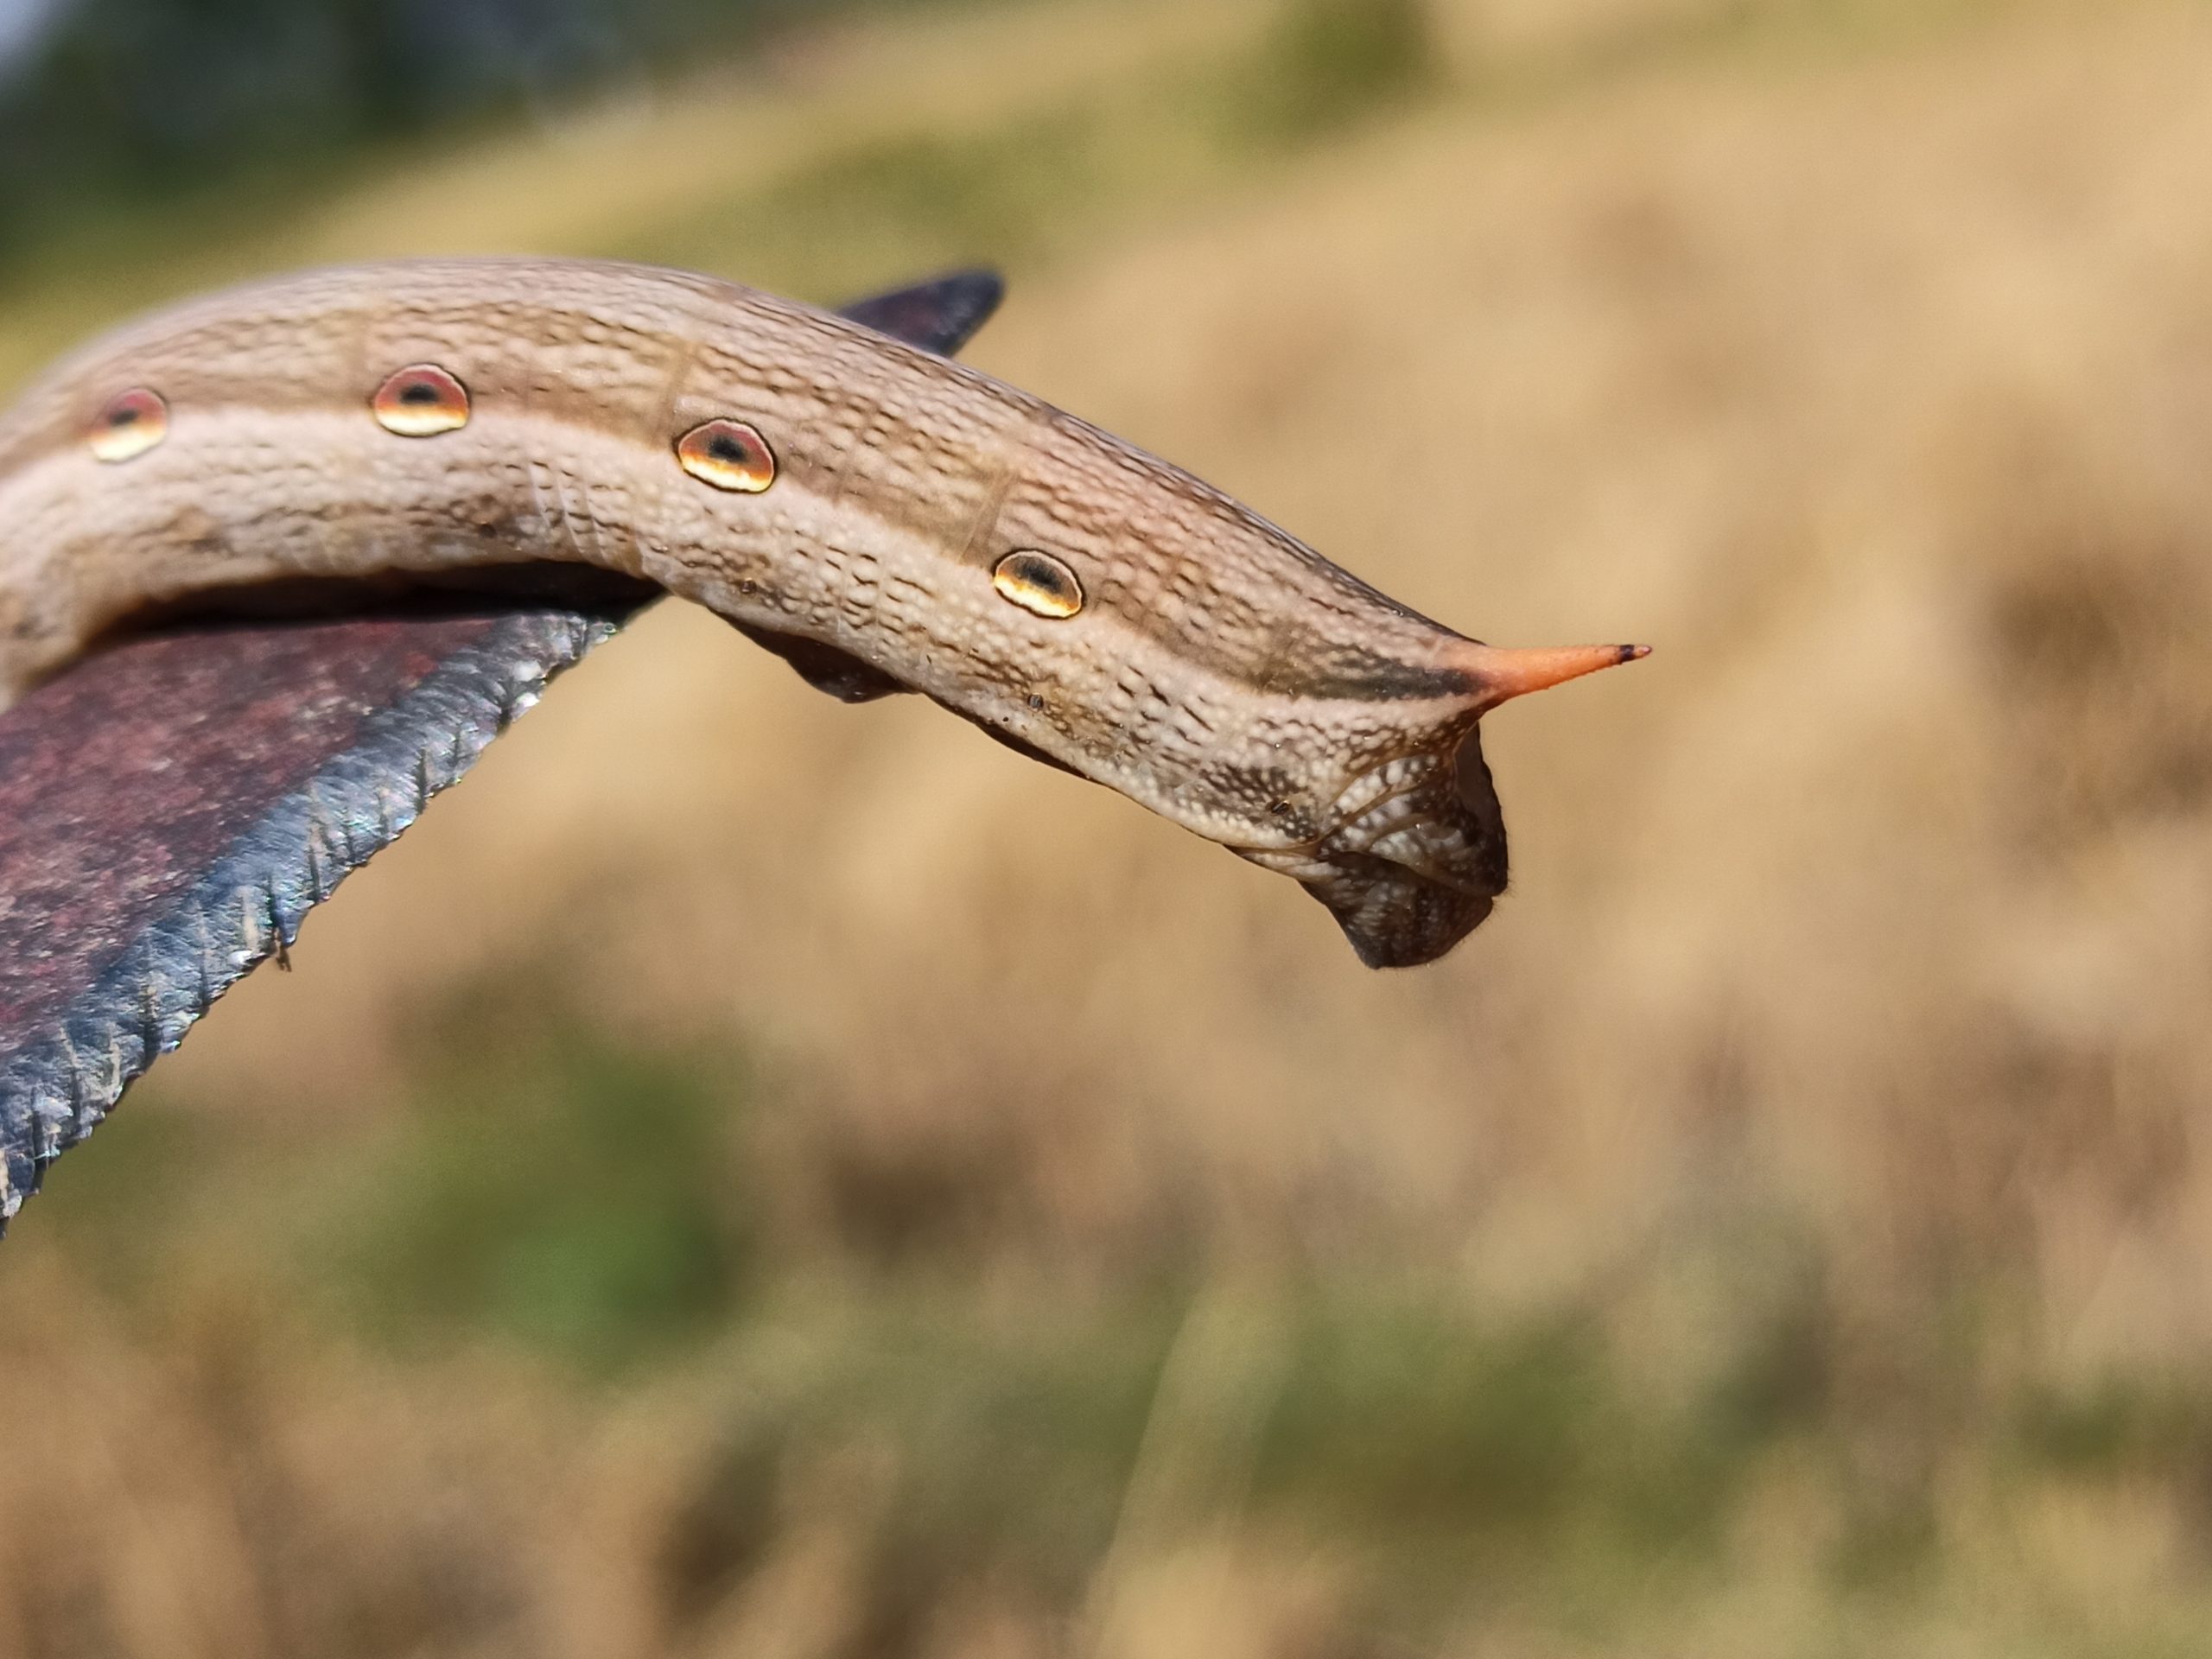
[6,0,2212,1652]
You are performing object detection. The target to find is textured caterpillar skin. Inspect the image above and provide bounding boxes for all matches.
[0,258,1639,966]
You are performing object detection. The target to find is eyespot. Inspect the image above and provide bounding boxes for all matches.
[86,388,168,463]
[993,550,1084,620]
[372,365,471,436]
[677,419,777,493]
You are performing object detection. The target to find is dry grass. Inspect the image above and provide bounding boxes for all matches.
[10,0,2212,1651]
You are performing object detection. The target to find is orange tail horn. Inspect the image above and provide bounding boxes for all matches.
[1458,641,1650,705]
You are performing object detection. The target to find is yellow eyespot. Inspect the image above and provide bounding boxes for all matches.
[86,388,168,463]
[993,550,1084,619]
[372,365,471,436]
[677,419,777,493]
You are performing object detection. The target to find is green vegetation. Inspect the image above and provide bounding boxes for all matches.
[1238,0,1440,141]
[0,0,874,265]
[33,989,2212,1651]
[613,0,1444,300]
[309,1000,753,1369]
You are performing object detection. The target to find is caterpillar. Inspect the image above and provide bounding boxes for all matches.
[0,257,1644,966]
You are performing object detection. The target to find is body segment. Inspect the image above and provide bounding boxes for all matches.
[0,257,1642,964]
